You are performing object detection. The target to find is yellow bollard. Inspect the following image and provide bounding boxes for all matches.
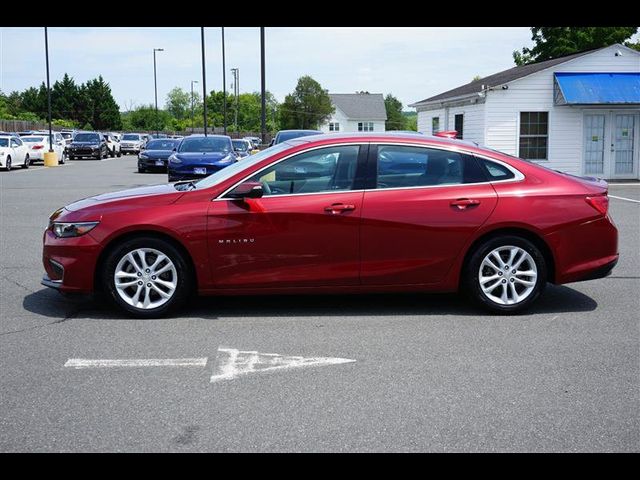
[44,151,58,167]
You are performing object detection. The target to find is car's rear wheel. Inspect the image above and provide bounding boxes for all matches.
[117,150,121,158]
[109,148,115,158]
[5,156,12,171]
[58,151,66,165]
[22,154,30,169]
[102,237,192,318]
[464,235,547,314]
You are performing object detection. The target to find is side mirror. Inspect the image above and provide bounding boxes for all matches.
[226,181,264,199]
[172,147,177,152]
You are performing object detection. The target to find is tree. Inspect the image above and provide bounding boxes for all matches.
[80,76,122,130]
[279,76,334,130]
[20,84,47,118]
[405,114,418,132]
[51,74,78,120]
[123,104,171,131]
[513,27,639,65]
[472,75,482,82]
[165,87,191,120]
[384,94,406,130]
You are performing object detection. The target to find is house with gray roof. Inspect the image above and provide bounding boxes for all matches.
[319,93,387,134]
[409,44,640,180]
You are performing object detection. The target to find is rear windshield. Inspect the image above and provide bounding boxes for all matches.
[22,137,46,143]
[122,134,140,140]
[74,133,100,142]
[178,137,231,154]
[232,140,249,151]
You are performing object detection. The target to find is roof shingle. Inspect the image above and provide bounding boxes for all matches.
[330,93,387,120]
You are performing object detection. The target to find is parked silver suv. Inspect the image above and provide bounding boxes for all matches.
[119,133,145,154]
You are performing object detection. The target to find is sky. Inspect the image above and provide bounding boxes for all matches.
[0,26,614,111]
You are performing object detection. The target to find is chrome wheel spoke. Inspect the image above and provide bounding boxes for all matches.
[482,279,502,294]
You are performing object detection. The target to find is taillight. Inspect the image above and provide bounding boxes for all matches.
[32,145,44,150]
[585,194,609,215]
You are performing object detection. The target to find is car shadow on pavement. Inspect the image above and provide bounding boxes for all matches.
[22,283,597,321]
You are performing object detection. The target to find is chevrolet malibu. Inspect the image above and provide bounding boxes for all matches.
[42,133,618,318]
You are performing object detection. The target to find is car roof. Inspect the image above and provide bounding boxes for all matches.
[185,134,231,139]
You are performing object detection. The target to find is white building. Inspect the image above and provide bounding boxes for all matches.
[319,93,387,133]
[409,44,640,180]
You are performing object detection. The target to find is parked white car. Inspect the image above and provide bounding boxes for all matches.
[103,133,122,158]
[21,133,66,164]
[0,135,30,170]
[119,133,145,154]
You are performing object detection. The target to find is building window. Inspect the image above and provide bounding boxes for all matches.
[454,114,464,139]
[358,122,374,132]
[519,112,548,160]
[432,117,440,134]
[329,122,340,132]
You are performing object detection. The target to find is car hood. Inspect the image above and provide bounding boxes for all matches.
[71,142,101,146]
[64,183,184,212]
[173,151,232,163]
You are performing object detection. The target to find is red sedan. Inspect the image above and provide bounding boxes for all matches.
[42,133,618,317]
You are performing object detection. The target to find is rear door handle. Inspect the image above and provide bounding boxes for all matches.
[324,203,356,214]
[450,198,480,209]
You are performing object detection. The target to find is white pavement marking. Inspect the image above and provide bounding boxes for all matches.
[64,358,208,369]
[210,347,356,383]
[609,183,640,186]
[609,195,640,204]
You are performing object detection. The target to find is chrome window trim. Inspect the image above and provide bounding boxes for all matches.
[212,141,525,201]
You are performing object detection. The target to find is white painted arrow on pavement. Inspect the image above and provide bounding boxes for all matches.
[210,348,356,383]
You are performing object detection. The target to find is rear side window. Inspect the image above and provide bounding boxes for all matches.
[375,145,486,189]
[476,158,516,181]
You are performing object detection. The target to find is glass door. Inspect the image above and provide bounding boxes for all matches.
[611,114,637,178]
[584,114,606,175]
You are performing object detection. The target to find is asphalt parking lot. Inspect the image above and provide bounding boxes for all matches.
[0,155,638,452]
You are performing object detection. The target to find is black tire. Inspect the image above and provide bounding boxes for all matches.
[101,236,193,318]
[69,155,75,160]
[117,150,121,158]
[109,148,115,158]
[5,156,11,171]
[102,148,108,159]
[138,166,146,173]
[58,152,66,165]
[21,154,29,169]
[462,235,547,315]
[95,150,102,160]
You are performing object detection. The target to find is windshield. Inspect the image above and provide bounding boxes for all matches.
[190,143,290,190]
[232,140,249,151]
[178,137,231,154]
[146,139,178,150]
[122,134,140,141]
[74,133,100,142]
[22,137,46,143]
[0,138,9,147]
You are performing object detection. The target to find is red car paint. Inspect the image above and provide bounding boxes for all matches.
[42,133,618,297]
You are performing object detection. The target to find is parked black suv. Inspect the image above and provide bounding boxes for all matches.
[67,132,109,160]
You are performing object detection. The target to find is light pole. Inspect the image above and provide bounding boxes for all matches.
[190,80,198,133]
[222,27,227,136]
[260,27,266,146]
[44,27,53,155]
[231,67,239,137]
[153,48,164,136]
[201,27,208,136]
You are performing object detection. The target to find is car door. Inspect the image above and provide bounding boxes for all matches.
[207,144,367,288]
[360,144,498,286]
[11,138,26,163]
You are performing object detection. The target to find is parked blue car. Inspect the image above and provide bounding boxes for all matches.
[138,138,180,173]
[167,135,237,182]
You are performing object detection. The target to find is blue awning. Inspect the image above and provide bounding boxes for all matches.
[554,72,640,105]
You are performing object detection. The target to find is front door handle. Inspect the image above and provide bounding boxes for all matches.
[450,198,480,210]
[324,203,356,214]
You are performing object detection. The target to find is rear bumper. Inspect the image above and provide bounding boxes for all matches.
[547,215,619,284]
[139,158,168,170]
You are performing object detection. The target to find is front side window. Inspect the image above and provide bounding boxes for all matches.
[519,112,548,160]
[247,145,360,196]
[358,122,373,132]
[375,145,486,189]
[12,138,23,147]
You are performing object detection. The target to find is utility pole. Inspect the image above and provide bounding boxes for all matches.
[153,48,164,136]
[44,27,53,154]
[201,27,208,136]
[190,80,198,133]
[260,27,266,146]
[222,27,227,136]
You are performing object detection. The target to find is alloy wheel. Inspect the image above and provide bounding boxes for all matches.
[478,245,537,306]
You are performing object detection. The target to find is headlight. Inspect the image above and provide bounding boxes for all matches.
[169,155,181,164]
[52,221,99,238]
[139,153,148,159]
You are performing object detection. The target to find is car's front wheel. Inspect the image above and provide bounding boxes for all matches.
[464,235,547,314]
[102,237,193,318]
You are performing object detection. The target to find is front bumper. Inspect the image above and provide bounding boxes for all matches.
[139,157,169,170]
[167,163,230,181]
[69,148,100,157]
[41,228,102,293]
